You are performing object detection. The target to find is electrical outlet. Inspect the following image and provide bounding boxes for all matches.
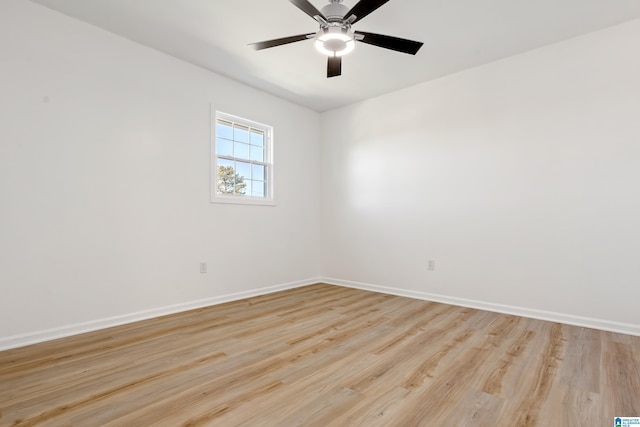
[200,262,207,274]
[428,260,435,271]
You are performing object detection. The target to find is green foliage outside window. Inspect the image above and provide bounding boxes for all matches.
[217,165,246,195]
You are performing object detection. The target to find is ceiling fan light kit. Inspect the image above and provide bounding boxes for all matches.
[314,28,356,57]
[250,0,424,78]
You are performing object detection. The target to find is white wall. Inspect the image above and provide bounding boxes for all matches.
[0,0,321,347]
[2,1,639,349]
[321,19,640,333]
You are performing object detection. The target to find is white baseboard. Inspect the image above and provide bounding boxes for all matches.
[4,276,638,351]
[321,277,640,337]
[0,277,321,351]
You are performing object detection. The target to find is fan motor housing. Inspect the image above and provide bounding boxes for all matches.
[320,2,349,23]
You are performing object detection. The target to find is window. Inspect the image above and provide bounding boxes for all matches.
[212,111,274,205]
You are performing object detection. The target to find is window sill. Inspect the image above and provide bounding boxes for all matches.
[210,195,276,206]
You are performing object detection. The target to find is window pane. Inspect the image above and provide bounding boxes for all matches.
[235,161,251,180]
[217,158,233,169]
[216,138,233,156]
[216,159,236,195]
[234,179,248,196]
[251,164,265,180]
[250,130,264,147]
[216,121,233,140]
[234,125,249,143]
[234,142,249,160]
[241,180,251,196]
[251,181,265,197]
[250,146,264,162]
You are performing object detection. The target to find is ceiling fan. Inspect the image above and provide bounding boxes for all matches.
[249,0,424,78]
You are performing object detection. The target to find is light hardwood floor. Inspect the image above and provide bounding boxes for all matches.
[1,284,639,426]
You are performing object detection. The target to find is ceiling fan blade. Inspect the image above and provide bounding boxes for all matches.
[354,31,423,55]
[344,0,390,24]
[289,0,326,21]
[249,33,315,50]
[327,56,342,78]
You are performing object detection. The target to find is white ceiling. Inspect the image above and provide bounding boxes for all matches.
[28,0,640,112]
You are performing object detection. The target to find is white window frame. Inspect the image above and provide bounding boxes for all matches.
[211,110,275,206]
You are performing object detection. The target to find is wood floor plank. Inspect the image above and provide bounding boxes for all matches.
[326,386,413,427]
[559,326,602,393]
[442,390,506,427]
[601,339,640,421]
[1,284,639,426]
